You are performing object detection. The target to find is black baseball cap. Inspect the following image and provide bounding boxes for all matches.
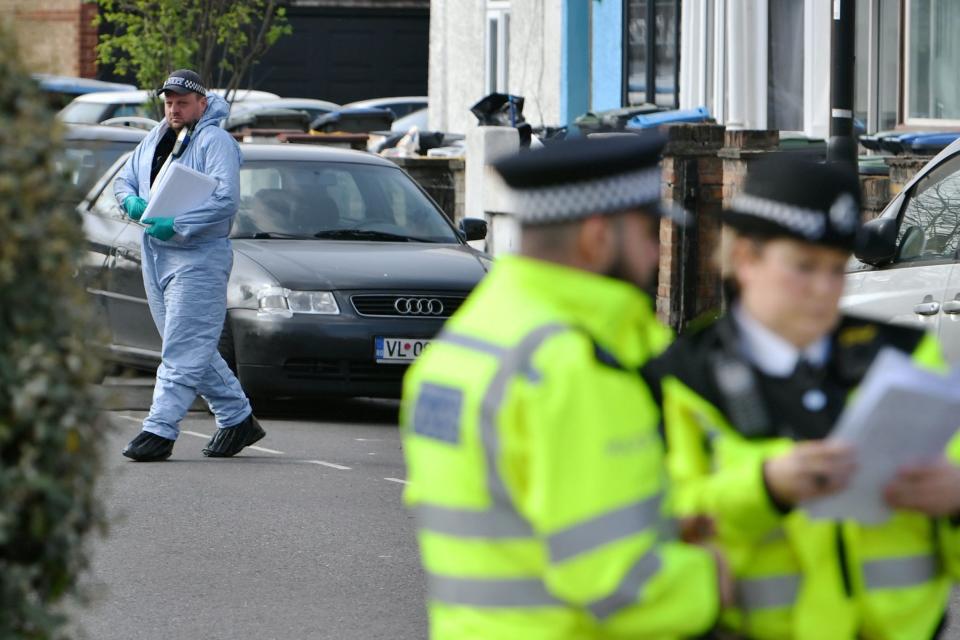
[723,155,862,251]
[157,69,206,97]
[492,132,688,226]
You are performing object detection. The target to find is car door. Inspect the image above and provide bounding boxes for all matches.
[78,165,128,334]
[843,153,960,341]
[85,161,162,358]
[938,265,960,362]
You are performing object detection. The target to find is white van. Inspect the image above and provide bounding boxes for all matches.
[844,140,960,362]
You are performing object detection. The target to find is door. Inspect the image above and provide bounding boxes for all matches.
[843,152,960,339]
[86,163,162,361]
[939,265,960,363]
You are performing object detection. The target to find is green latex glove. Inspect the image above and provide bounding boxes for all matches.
[142,217,176,241]
[123,195,147,221]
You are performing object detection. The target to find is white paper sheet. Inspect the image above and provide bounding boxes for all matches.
[803,348,960,524]
[141,162,217,221]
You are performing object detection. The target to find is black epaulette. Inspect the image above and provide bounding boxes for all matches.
[832,314,928,385]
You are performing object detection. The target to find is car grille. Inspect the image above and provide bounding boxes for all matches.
[350,294,467,319]
[283,358,408,383]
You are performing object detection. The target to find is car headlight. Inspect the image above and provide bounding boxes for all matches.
[257,286,340,316]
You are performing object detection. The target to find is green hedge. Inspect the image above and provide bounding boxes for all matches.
[0,29,105,638]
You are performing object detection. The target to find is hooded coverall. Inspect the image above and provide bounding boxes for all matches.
[114,94,251,440]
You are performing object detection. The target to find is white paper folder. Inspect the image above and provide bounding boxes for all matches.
[142,162,217,221]
[803,348,960,524]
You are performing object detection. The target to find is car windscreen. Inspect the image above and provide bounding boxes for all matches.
[58,101,109,124]
[57,140,139,199]
[233,161,459,244]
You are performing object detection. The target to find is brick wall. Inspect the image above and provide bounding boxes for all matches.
[657,124,726,331]
[0,0,96,77]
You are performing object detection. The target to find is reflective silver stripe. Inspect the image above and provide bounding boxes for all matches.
[548,494,664,563]
[478,324,568,504]
[737,574,800,611]
[587,552,662,620]
[862,555,938,590]
[436,331,509,358]
[428,574,563,608]
[416,503,533,538]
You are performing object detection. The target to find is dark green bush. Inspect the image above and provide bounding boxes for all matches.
[0,29,105,638]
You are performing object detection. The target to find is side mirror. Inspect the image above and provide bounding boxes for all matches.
[459,217,488,242]
[855,217,898,266]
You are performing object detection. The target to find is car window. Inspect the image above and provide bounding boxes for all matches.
[895,153,960,264]
[89,168,127,221]
[112,103,151,119]
[58,140,138,199]
[58,102,108,124]
[232,160,458,243]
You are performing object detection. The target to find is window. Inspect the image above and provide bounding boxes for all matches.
[895,154,960,263]
[486,2,510,94]
[768,0,805,131]
[856,0,902,133]
[906,0,960,123]
[625,0,679,108]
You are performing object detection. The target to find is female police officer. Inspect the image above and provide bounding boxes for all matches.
[643,155,960,639]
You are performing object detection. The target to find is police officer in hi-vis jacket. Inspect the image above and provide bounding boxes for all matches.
[643,155,960,639]
[400,133,734,640]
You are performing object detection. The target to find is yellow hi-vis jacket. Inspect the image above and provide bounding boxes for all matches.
[643,313,960,640]
[400,256,721,640]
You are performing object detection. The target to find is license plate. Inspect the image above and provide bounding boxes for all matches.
[375,337,430,363]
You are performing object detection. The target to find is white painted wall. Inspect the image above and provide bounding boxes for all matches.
[428,0,564,135]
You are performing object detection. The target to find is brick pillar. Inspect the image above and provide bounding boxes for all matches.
[860,173,890,220]
[78,2,99,78]
[887,155,934,197]
[719,130,780,210]
[387,156,466,224]
[657,123,726,332]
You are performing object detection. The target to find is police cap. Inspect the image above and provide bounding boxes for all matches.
[157,69,206,97]
[724,155,862,251]
[492,132,686,225]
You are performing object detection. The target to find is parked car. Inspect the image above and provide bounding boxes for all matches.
[230,98,341,123]
[343,96,427,120]
[58,89,280,124]
[79,144,490,400]
[843,137,960,362]
[58,123,147,202]
[33,74,136,110]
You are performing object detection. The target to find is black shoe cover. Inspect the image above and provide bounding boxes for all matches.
[202,415,266,458]
[122,431,175,462]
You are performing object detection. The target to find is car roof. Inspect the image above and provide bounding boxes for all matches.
[62,123,149,142]
[238,143,399,168]
[33,74,137,94]
[344,96,428,108]
[237,98,341,111]
[71,88,280,105]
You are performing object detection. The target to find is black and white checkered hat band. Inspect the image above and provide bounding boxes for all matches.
[508,167,662,224]
[163,76,205,94]
[731,193,826,240]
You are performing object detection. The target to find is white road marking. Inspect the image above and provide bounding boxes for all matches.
[180,429,283,455]
[384,477,408,485]
[354,438,382,442]
[115,415,142,424]
[305,460,352,471]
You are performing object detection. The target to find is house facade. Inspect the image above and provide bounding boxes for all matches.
[431,0,960,136]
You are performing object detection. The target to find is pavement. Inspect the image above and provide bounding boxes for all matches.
[70,395,427,640]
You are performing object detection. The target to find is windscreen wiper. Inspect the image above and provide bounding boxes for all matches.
[232,232,313,239]
[313,229,436,242]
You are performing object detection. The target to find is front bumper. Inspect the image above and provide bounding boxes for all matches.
[229,307,447,399]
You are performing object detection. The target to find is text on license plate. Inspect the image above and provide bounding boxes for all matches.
[376,337,430,363]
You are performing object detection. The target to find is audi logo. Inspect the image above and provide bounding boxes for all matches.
[394,297,444,316]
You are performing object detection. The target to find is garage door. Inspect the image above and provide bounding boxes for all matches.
[252,6,429,105]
